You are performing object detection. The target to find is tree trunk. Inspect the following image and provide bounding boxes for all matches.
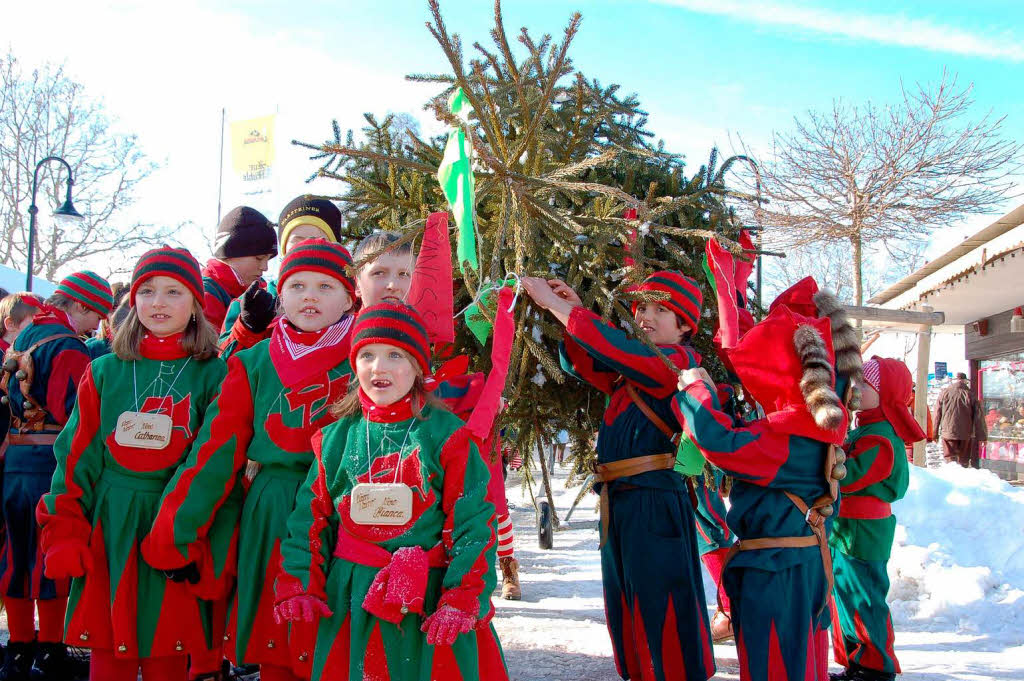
[850,231,864,342]
[535,425,561,529]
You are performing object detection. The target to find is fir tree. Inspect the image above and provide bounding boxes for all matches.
[295,0,759,522]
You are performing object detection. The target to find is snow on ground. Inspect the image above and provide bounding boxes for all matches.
[494,459,1024,681]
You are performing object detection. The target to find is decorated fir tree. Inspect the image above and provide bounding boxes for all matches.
[295,0,759,522]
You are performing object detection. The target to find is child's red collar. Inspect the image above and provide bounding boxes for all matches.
[359,389,416,423]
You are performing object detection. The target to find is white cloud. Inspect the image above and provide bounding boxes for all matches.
[655,0,1024,62]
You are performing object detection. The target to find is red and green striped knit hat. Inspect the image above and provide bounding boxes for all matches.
[278,239,356,301]
[129,246,204,306]
[56,271,114,316]
[631,270,703,333]
[349,302,431,377]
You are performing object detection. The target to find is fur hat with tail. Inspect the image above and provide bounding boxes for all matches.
[812,289,864,409]
[793,324,845,430]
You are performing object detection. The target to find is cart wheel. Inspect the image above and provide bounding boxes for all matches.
[538,500,554,549]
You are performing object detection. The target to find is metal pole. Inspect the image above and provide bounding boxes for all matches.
[25,156,74,291]
[217,107,226,226]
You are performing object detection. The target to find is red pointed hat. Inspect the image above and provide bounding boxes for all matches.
[769,276,820,318]
[726,303,848,445]
[862,356,927,443]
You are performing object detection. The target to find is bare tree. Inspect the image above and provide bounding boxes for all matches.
[0,51,175,281]
[747,70,1023,306]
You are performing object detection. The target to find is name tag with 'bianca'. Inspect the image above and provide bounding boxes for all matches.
[349,483,413,526]
[115,411,172,450]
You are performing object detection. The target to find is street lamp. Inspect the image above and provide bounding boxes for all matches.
[26,156,84,291]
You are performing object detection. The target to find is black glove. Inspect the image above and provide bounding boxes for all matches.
[162,562,200,585]
[239,281,276,333]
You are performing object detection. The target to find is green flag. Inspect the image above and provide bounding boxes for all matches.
[437,88,478,273]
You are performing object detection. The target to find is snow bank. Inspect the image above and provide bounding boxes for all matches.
[890,464,1024,643]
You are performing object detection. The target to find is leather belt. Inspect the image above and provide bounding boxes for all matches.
[592,453,675,547]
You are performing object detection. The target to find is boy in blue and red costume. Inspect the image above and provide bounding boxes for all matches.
[523,271,715,681]
[829,357,925,681]
[672,277,862,681]
[0,271,112,680]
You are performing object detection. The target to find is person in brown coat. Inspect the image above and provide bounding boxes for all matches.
[933,372,987,468]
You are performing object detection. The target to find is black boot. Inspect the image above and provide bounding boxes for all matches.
[830,662,865,681]
[28,643,68,681]
[0,641,34,681]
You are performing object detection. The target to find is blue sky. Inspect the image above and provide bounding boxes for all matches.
[2,0,1022,274]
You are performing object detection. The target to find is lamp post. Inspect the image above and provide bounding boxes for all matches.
[25,156,84,291]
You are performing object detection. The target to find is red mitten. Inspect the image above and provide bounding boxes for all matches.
[273,595,332,625]
[420,605,476,646]
[44,541,93,579]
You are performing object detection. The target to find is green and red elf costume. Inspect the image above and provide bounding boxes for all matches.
[829,358,924,681]
[672,277,862,681]
[275,303,507,681]
[219,197,345,353]
[143,240,358,681]
[34,250,227,681]
[558,271,715,681]
[203,206,278,332]
[0,272,112,676]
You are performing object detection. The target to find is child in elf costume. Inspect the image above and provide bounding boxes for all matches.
[202,206,278,332]
[0,272,112,680]
[220,195,347,352]
[672,277,862,681]
[829,357,925,681]
[35,248,224,681]
[354,228,525,601]
[522,271,715,681]
[274,302,507,681]
[142,240,358,681]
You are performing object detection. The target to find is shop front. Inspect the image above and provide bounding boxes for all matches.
[969,307,1024,479]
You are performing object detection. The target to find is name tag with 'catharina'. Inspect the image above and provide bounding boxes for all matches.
[349,483,413,526]
[115,411,172,450]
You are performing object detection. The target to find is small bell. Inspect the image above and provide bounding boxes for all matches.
[79,632,89,642]
[833,448,847,465]
[400,605,409,614]
[175,641,183,652]
[818,504,835,517]
[2,357,17,373]
[223,634,231,642]
[1,396,8,405]
[267,640,275,649]
[299,653,309,662]
[117,643,127,654]
[14,369,27,381]
[831,463,847,481]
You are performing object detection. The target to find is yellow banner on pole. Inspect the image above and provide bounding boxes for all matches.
[229,114,276,187]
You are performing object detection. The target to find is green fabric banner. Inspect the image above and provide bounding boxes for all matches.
[437,87,478,274]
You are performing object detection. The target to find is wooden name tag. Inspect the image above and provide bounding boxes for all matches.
[115,411,173,450]
[349,483,413,526]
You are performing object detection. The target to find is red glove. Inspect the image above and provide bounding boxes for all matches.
[420,605,476,646]
[273,595,333,624]
[44,542,93,579]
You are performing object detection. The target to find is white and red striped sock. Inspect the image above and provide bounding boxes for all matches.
[497,512,515,559]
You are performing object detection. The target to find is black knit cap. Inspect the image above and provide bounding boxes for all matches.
[214,206,278,259]
[278,195,343,251]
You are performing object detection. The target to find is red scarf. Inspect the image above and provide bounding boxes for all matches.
[359,388,416,423]
[139,332,189,361]
[269,316,353,388]
[0,338,9,354]
[31,304,76,331]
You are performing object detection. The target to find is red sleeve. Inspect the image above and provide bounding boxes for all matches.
[46,346,91,425]
[672,379,791,486]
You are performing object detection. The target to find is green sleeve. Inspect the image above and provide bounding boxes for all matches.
[37,364,106,549]
[277,427,340,601]
[436,429,498,619]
